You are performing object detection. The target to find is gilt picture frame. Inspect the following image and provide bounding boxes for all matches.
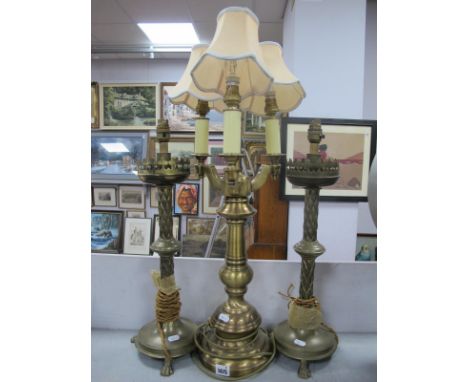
[280,118,377,201]
[99,83,158,130]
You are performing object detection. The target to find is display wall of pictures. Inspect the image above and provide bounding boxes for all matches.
[160,82,224,132]
[92,186,117,207]
[91,210,123,253]
[91,131,148,182]
[119,186,146,210]
[153,215,180,241]
[91,82,99,129]
[168,137,198,180]
[123,218,152,255]
[202,177,223,214]
[281,118,377,201]
[242,112,265,137]
[150,187,159,209]
[174,183,199,215]
[355,234,377,261]
[99,83,158,130]
[186,217,216,236]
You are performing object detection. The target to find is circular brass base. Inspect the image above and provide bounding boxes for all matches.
[131,318,196,359]
[273,320,338,361]
[193,324,276,380]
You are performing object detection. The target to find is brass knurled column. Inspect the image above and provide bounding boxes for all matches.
[131,119,196,376]
[273,120,340,379]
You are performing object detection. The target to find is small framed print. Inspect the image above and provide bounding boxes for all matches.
[123,218,152,255]
[92,186,117,207]
[99,83,158,130]
[355,234,377,261]
[202,177,223,214]
[208,139,224,174]
[186,217,215,236]
[119,186,146,209]
[91,82,99,129]
[127,210,146,218]
[174,183,199,215]
[91,210,123,253]
[150,187,159,209]
[153,215,180,241]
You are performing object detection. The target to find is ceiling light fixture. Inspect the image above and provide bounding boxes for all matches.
[138,23,199,52]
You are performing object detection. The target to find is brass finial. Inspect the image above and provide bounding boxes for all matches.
[157,119,170,155]
[308,119,324,155]
[264,92,279,117]
[196,100,210,118]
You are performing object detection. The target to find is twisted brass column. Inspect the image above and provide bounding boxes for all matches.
[273,120,340,379]
[131,120,196,376]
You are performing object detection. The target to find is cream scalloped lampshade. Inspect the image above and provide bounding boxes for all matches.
[240,41,306,116]
[190,7,273,99]
[167,44,226,113]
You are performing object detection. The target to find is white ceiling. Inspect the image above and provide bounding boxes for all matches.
[91,0,288,59]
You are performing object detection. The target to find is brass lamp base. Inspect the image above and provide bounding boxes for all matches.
[273,321,338,378]
[131,318,196,362]
[193,324,276,380]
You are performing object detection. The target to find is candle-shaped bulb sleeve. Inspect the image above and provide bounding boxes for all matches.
[265,117,281,154]
[195,117,209,154]
[223,110,242,154]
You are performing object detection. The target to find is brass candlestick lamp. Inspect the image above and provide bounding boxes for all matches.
[175,7,304,379]
[273,120,340,379]
[131,120,196,376]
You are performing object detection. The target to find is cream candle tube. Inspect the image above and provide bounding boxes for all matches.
[195,117,209,154]
[265,117,281,154]
[223,110,241,154]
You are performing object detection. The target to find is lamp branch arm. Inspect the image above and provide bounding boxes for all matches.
[251,164,272,191]
[203,164,225,193]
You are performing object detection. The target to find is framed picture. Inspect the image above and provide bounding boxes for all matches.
[123,218,152,255]
[91,131,148,182]
[91,210,123,253]
[127,210,146,218]
[119,186,146,209]
[91,82,99,129]
[92,186,117,207]
[242,112,265,137]
[160,82,224,132]
[355,234,377,261]
[99,83,158,129]
[153,215,180,241]
[186,217,216,236]
[281,118,377,201]
[150,187,159,209]
[202,177,223,214]
[174,183,199,215]
[208,139,224,173]
[168,137,198,180]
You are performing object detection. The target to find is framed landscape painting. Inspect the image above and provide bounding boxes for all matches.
[91,131,148,182]
[91,210,123,253]
[281,118,377,201]
[202,177,223,214]
[99,83,158,129]
[153,215,180,241]
[186,217,216,236]
[119,186,146,210]
[92,186,117,207]
[160,82,223,132]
